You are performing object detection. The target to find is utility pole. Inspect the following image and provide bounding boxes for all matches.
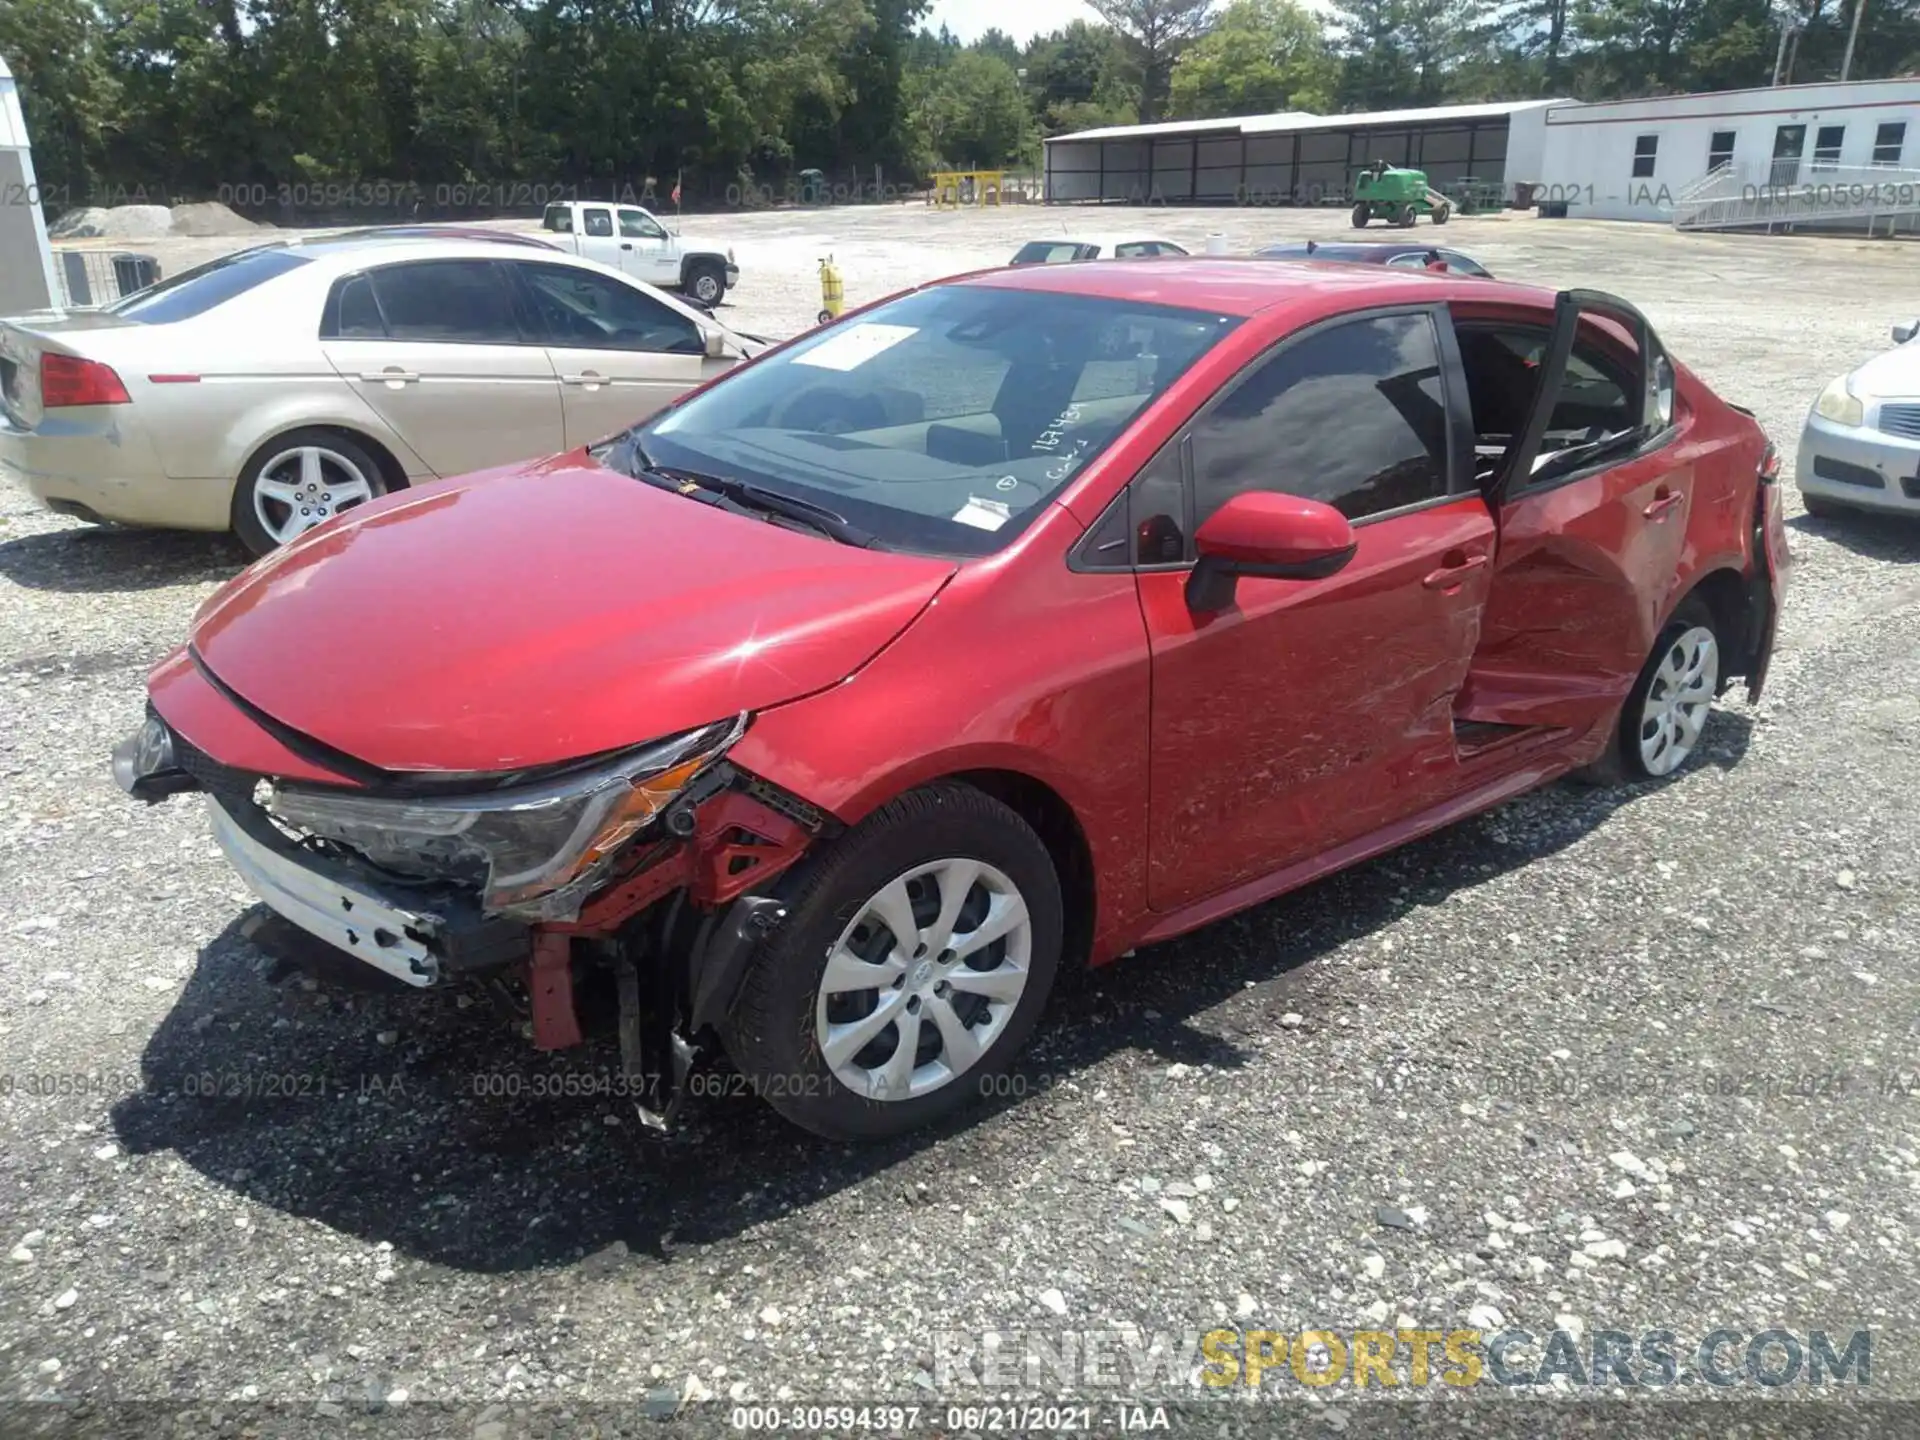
[1841,0,1865,81]
[1771,21,1793,86]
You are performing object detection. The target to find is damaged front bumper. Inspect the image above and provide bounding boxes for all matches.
[113,707,825,1130]
[208,797,531,987]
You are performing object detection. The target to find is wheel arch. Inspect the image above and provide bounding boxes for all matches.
[1669,563,1754,682]
[234,422,412,504]
[946,768,1097,971]
[679,252,730,286]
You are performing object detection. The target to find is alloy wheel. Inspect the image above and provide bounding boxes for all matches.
[1638,624,1717,775]
[252,445,377,545]
[814,858,1032,1102]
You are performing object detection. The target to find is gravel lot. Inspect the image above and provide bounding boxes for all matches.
[5,206,1920,1436]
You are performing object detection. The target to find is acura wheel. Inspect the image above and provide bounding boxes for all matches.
[721,783,1063,1140]
[233,429,387,556]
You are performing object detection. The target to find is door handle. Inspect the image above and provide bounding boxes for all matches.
[561,371,606,388]
[1422,553,1489,590]
[620,242,633,251]
[1644,487,1684,519]
[360,368,418,386]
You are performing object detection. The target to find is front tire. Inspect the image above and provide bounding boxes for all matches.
[1799,492,1850,519]
[1579,599,1720,784]
[1351,202,1371,228]
[721,783,1063,1141]
[231,429,387,557]
[1432,202,1451,225]
[684,259,727,306]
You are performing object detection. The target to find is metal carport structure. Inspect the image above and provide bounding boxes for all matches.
[1042,99,1567,207]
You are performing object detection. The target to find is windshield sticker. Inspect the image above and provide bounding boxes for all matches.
[952,496,1013,531]
[794,323,919,372]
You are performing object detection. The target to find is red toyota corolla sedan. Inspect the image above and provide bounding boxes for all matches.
[115,259,1788,1140]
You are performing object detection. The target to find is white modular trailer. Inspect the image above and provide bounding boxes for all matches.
[1511,78,1920,222]
[1042,100,1566,205]
[0,54,58,313]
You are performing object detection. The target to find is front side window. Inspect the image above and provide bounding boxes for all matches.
[364,260,524,345]
[619,209,667,240]
[517,263,702,353]
[1632,135,1659,179]
[1187,312,1451,527]
[641,285,1236,555]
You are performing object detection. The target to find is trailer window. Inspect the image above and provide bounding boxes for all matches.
[1631,136,1658,180]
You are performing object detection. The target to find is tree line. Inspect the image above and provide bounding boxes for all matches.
[2,0,1913,216]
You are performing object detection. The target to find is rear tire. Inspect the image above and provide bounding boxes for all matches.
[231,428,389,557]
[1432,202,1451,225]
[1351,202,1371,228]
[1576,598,1720,785]
[720,783,1063,1141]
[1395,203,1417,228]
[684,259,727,306]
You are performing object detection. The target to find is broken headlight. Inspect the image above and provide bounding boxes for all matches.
[265,716,745,921]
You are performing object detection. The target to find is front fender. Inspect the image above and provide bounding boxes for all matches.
[724,533,1153,961]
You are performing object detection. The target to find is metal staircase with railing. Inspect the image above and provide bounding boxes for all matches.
[1672,158,1920,233]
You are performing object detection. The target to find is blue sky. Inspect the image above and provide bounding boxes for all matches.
[923,0,1100,43]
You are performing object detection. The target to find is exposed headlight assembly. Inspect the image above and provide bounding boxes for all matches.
[265,715,745,921]
[1814,375,1865,428]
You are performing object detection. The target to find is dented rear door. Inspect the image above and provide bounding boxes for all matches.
[1455,290,1692,733]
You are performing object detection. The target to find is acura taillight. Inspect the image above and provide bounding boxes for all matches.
[1758,442,1781,485]
[40,353,131,408]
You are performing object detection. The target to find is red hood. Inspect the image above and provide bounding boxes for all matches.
[188,454,956,773]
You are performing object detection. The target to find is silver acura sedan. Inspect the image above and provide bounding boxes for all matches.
[0,234,765,553]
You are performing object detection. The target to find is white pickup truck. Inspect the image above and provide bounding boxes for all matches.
[540,201,739,307]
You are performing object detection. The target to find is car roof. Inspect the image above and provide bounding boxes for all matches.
[213,233,596,276]
[959,255,1538,317]
[1257,242,1456,261]
[1020,235,1182,251]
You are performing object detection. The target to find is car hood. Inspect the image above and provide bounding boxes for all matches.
[187,454,957,774]
[1851,345,1920,399]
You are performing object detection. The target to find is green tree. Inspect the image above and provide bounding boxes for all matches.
[1024,20,1137,132]
[1088,0,1217,122]
[1167,0,1336,117]
[908,48,1036,167]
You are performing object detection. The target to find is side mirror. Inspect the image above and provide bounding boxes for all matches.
[703,327,729,360]
[1893,321,1918,345]
[1186,492,1357,612]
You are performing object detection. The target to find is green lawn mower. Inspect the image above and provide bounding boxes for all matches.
[1350,162,1452,228]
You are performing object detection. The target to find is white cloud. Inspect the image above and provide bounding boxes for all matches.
[923,0,1101,44]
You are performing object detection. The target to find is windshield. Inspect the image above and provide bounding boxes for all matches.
[640,285,1236,555]
[1012,241,1094,264]
[108,247,311,323]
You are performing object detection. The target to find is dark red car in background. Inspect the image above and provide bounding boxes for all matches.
[116,259,1788,1140]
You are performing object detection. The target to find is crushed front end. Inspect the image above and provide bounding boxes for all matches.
[115,698,829,1129]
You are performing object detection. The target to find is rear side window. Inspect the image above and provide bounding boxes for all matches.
[109,247,311,324]
[582,209,614,238]
[542,204,573,233]
[1189,312,1452,525]
[1012,241,1092,265]
[343,260,525,345]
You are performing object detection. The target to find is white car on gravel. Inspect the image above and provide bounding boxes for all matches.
[1798,319,1920,518]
